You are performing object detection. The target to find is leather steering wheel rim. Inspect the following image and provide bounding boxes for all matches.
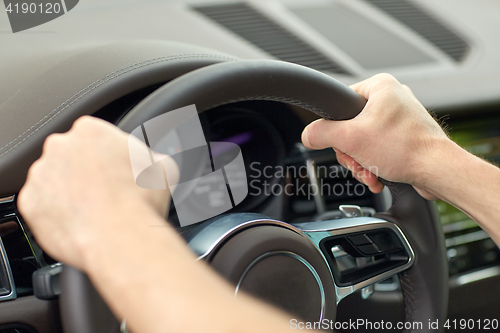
[60,59,448,333]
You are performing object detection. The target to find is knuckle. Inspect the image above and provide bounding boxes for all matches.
[372,74,403,93]
[17,191,30,217]
[373,73,399,85]
[26,159,44,181]
[17,186,34,214]
[72,116,100,135]
[73,116,104,131]
[72,116,111,138]
[401,84,413,93]
[19,168,40,216]
[73,115,95,128]
[17,187,28,210]
[43,133,65,152]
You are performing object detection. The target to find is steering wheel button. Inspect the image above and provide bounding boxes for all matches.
[356,244,381,256]
[348,234,373,246]
[366,231,403,253]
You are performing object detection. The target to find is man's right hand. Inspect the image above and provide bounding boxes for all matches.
[302,73,500,247]
[301,73,451,199]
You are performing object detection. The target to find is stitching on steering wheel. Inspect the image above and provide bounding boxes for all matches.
[399,271,417,333]
[203,95,337,121]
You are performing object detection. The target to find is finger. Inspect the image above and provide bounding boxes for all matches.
[338,153,360,173]
[368,181,385,194]
[302,119,356,152]
[401,84,413,93]
[350,73,402,99]
[351,165,384,194]
[336,152,363,184]
[350,77,378,98]
[304,76,405,151]
[337,152,384,194]
[360,165,378,183]
[337,153,365,184]
[335,150,350,169]
[362,169,384,193]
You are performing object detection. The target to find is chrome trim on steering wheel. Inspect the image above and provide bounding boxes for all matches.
[295,218,414,301]
[186,214,415,303]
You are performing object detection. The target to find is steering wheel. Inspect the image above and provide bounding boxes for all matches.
[59,60,448,332]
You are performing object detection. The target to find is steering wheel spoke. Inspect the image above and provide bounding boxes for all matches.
[187,213,414,309]
[295,217,414,302]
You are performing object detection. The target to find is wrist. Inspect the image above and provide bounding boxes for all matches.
[79,202,172,273]
[413,137,465,200]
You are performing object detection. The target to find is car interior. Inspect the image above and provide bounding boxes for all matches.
[0,0,499,332]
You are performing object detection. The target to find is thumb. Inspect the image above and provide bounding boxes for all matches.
[301,118,356,152]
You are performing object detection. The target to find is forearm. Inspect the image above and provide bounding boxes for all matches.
[422,139,500,244]
[82,205,292,333]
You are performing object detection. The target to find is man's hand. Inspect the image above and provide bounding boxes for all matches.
[18,116,178,271]
[302,73,500,247]
[301,73,449,199]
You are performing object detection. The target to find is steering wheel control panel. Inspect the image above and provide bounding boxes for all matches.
[318,229,409,287]
[186,211,414,315]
